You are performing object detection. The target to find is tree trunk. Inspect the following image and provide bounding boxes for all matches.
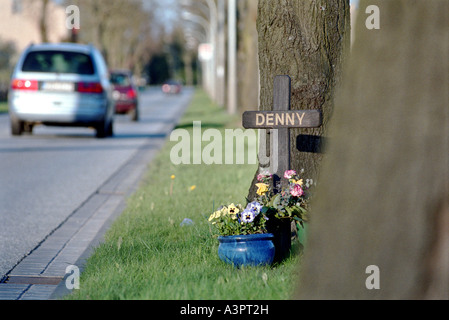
[39,0,49,43]
[237,0,259,113]
[249,0,350,199]
[295,0,449,299]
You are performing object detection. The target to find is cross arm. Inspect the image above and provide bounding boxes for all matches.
[242,110,322,129]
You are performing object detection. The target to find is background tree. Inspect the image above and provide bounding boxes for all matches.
[23,0,62,44]
[249,0,350,198]
[69,0,161,76]
[237,0,259,112]
[0,39,16,101]
[39,0,50,43]
[295,0,449,299]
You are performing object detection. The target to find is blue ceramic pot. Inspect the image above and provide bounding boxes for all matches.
[218,233,275,267]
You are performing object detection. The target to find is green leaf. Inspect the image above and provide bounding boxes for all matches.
[286,209,294,216]
[272,194,281,207]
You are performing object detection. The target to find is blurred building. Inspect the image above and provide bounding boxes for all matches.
[0,0,68,55]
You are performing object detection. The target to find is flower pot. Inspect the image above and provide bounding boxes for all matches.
[218,233,275,267]
[266,219,292,262]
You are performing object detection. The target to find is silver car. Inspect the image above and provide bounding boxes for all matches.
[8,43,114,138]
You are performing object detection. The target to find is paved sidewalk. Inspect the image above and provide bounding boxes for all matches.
[0,136,166,300]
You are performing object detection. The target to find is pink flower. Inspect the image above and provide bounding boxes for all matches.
[284,170,297,179]
[257,172,272,182]
[290,184,304,197]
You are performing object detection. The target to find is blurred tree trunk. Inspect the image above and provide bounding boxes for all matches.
[39,0,49,43]
[183,51,194,86]
[248,0,350,198]
[295,0,449,299]
[71,0,160,72]
[237,0,259,113]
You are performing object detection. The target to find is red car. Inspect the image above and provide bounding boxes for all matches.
[110,70,139,121]
[162,79,182,95]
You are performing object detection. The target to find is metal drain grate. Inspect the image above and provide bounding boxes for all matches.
[4,276,63,285]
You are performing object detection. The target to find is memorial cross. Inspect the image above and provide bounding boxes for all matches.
[242,75,322,190]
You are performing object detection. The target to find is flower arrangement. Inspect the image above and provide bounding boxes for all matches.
[208,170,310,237]
[255,169,309,227]
[208,202,268,236]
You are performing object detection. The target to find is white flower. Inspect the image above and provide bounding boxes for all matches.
[241,209,255,224]
[246,201,262,215]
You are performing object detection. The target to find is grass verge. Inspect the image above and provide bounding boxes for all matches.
[65,89,302,300]
[0,102,7,113]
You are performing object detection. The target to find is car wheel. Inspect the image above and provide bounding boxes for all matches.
[130,106,139,122]
[107,120,114,137]
[23,123,34,134]
[10,116,24,136]
[96,119,113,138]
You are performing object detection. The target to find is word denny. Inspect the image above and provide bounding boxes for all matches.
[256,111,306,127]
[242,110,321,129]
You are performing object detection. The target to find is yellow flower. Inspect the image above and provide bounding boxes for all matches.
[189,185,196,191]
[171,175,176,180]
[293,179,303,186]
[256,183,269,196]
[209,210,221,221]
[227,204,240,219]
[219,207,228,216]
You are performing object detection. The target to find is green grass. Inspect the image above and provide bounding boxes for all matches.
[0,102,7,113]
[66,89,302,300]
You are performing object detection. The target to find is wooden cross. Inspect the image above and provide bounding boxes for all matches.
[242,75,322,190]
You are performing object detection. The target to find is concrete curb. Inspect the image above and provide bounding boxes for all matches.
[0,137,163,300]
[0,91,192,300]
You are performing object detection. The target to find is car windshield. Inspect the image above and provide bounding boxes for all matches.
[22,50,95,75]
[110,73,131,86]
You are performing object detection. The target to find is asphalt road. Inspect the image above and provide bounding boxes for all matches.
[0,87,193,280]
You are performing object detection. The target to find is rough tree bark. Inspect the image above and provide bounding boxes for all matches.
[295,0,449,299]
[249,0,350,199]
